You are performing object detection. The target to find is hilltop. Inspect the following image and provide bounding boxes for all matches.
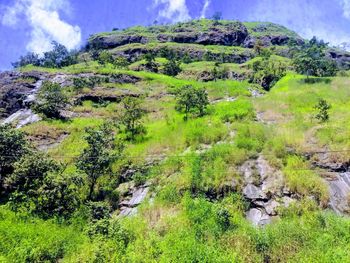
[1,19,350,262]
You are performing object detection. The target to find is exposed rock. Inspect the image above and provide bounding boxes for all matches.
[240,155,295,226]
[88,34,149,49]
[2,109,41,128]
[0,71,46,118]
[246,208,272,226]
[119,184,150,217]
[89,22,249,50]
[328,48,350,70]
[327,172,350,214]
[243,184,267,200]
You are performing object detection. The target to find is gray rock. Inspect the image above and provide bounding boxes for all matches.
[246,208,272,226]
[243,184,267,200]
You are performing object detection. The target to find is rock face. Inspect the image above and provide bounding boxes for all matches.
[112,43,254,64]
[0,71,46,118]
[328,49,350,70]
[240,155,295,226]
[89,22,249,49]
[119,183,150,217]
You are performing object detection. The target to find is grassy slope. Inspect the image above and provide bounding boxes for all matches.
[6,41,350,262]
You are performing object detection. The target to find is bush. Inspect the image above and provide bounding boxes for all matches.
[32,81,68,119]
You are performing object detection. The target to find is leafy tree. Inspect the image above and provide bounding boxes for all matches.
[163,58,181,76]
[143,52,158,72]
[34,173,82,219]
[314,99,331,122]
[33,81,68,118]
[175,85,209,120]
[253,39,264,55]
[116,97,147,140]
[12,52,40,68]
[249,58,287,91]
[42,41,78,68]
[0,125,28,189]
[77,124,123,200]
[98,50,114,66]
[6,151,80,219]
[293,37,337,77]
[113,56,129,69]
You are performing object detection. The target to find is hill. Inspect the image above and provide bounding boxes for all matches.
[1,19,350,262]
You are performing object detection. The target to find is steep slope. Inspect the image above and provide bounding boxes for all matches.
[1,20,350,262]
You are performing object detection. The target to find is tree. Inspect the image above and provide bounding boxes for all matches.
[293,37,337,77]
[0,125,28,189]
[314,99,331,122]
[77,124,123,200]
[143,52,158,72]
[12,52,40,68]
[41,41,78,68]
[33,81,68,119]
[98,51,114,66]
[175,85,209,120]
[253,39,264,55]
[113,56,129,69]
[6,152,59,208]
[163,58,181,76]
[6,151,81,219]
[116,97,147,140]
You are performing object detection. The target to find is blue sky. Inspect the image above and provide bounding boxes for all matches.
[1,0,350,70]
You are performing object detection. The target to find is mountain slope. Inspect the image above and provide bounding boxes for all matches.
[1,19,350,262]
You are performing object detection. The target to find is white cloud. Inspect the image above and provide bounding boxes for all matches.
[248,0,350,48]
[1,0,81,54]
[153,0,191,22]
[200,0,211,19]
[340,0,350,19]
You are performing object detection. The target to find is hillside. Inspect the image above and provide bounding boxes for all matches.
[1,19,350,262]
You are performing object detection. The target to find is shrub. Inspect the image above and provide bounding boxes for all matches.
[32,81,68,119]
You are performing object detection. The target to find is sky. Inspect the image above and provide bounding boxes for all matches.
[0,0,350,70]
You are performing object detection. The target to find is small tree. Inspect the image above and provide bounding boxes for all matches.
[163,58,181,76]
[117,97,147,140]
[175,85,209,120]
[144,52,158,72]
[314,99,331,122]
[113,56,129,69]
[293,37,337,77]
[77,124,123,200]
[0,125,28,189]
[6,151,59,209]
[253,39,264,55]
[98,50,114,66]
[33,81,68,119]
[42,41,77,68]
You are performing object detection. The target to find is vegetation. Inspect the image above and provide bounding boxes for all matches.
[2,19,350,262]
[32,81,68,119]
[13,41,77,68]
[175,85,209,120]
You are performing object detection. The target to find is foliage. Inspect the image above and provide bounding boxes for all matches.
[248,56,287,90]
[0,125,28,186]
[33,81,68,118]
[163,58,182,76]
[97,50,114,65]
[314,99,331,122]
[116,97,147,140]
[175,85,209,120]
[13,42,78,68]
[77,124,123,200]
[143,52,158,72]
[292,37,337,77]
[5,151,80,218]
